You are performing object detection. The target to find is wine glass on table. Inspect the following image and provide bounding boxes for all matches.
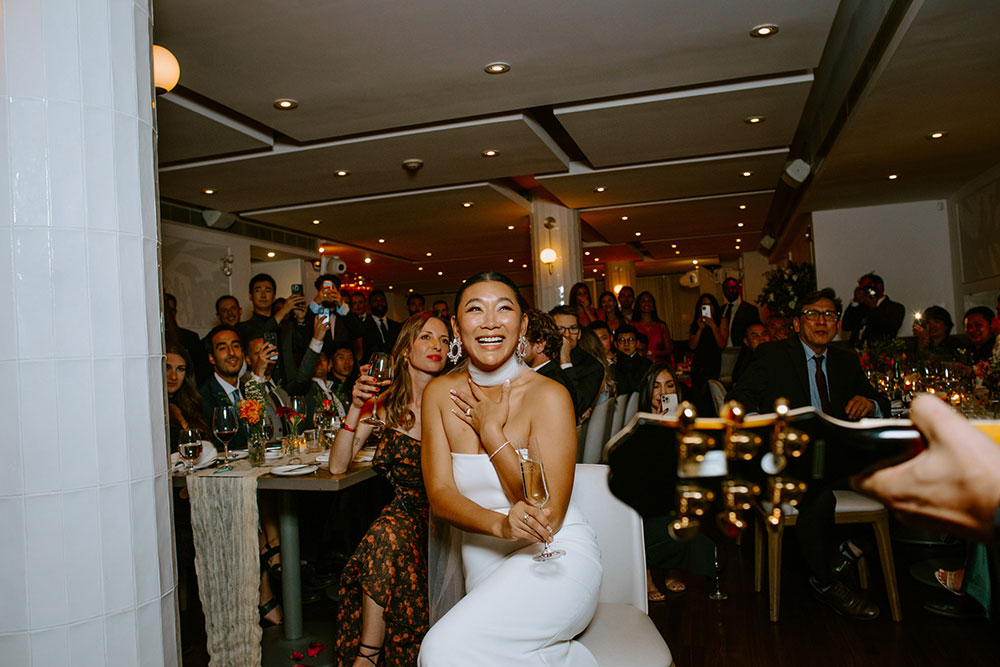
[519,439,565,562]
[361,353,393,426]
[178,428,203,474]
[213,405,239,463]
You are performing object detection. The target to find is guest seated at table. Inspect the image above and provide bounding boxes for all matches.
[165,340,208,452]
[596,290,628,331]
[586,320,617,365]
[633,291,673,364]
[614,324,651,396]
[306,344,353,424]
[577,325,616,406]
[731,323,771,385]
[766,314,791,341]
[523,309,578,413]
[912,305,959,356]
[960,306,997,362]
[637,363,716,600]
[199,326,248,449]
[550,305,604,421]
[330,312,452,666]
[569,282,599,326]
[419,271,601,666]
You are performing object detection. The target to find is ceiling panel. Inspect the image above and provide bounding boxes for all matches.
[580,191,772,244]
[556,74,812,168]
[157,98,272,163]
[580,244,644,263]
[154,1,837,142]
[537,150,787,209]
[634,257,722,276]
[159,115,567,212]
[249,183,531,262]
[644,234,760,260]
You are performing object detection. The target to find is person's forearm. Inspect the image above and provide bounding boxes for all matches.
[426,482,508,537]
[329,404,368,473]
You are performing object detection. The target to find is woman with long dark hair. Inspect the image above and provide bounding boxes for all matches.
[595,290,627,332]
[165,340,208,451]
[632,291,673,364]
[688,293,728,415]
[331,312,452,666]
[419,271,601,666]
[569,282,599,326]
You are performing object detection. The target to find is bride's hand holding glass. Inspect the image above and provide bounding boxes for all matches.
[449,377,512,435]
[500,499,552,544]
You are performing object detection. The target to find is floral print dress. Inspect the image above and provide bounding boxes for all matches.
[336,429,429,666]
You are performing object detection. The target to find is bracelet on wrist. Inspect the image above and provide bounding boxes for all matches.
[489,440,511,461]
[341,423,356,433]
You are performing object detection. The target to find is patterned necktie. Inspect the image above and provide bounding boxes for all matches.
[813,355,833,414]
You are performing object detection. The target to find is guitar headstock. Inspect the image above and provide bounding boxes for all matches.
[605,399,930,541]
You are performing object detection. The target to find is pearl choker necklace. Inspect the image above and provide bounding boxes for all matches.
[468,355,525,387]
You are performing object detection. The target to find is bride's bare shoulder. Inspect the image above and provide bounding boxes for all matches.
[521,369,572,407]
[425,372,468,401]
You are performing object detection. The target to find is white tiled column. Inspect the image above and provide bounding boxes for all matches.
[0,1,176,666]
[530,199,583,312]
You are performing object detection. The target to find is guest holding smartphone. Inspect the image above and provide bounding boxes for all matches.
[688,294,727,415]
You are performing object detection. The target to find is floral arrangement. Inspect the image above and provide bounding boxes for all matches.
[276,405,303,434]
[239,381,268,465]
[859,338,907,375]
[755,261,817,319]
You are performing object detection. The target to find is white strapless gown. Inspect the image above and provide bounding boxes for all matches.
[419,453,602,666]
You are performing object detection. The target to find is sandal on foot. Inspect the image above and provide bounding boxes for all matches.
[663,577,687,594]
[935,568,967,596]
[258,598,282,626]
[357,642,382,666]
[647,587,666,602]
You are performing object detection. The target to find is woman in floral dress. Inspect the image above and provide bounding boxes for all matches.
[329,312,452,666]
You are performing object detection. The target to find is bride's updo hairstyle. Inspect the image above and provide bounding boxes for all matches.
[452,271,528,318]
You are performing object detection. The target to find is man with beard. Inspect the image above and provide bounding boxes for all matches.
[199,326,248,449]
[721,277,761,347]
[617,285,636,321]
[361,289,402,361]
[731,322,770,384]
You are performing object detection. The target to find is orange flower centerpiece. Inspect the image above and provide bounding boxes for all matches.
[239,382,268,466]
[276,405,306,454]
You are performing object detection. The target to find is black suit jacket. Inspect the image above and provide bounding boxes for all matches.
[534,361,581,419]
[361,315,403,361]
[723,300,761,347]
[565,348,605,417]
[614,352,652,396]
[843,297,905,348]
[726,338,890,420]
[198,376,248,449]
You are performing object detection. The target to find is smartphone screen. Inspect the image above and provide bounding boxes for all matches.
[322,281,334,290]
[290,283,303,296]
[262,332,279,361]
[701,305,712,318]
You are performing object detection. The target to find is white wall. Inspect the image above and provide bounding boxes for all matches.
[949,160,1000,314]
[813,200,955,334]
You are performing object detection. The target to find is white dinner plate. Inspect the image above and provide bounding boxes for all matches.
[272,464,319,476]
[314,453,328,463]
[265,450,283,460]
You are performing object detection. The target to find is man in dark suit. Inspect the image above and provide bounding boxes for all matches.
[551,306,603,418]
[199,325,249,450]
[841,273,905,348]
[613,324,651,396]
[304,274,365,360]
[730,322,770,385]
[361,289,402,361]
[721,277,761,348]
[523,309,579,417]
[728,288,888,620]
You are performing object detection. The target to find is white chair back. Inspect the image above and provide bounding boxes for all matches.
[610,393,629,435]
[624,391,640,423]
[707,379,727,416]
[581,398,615,464]
[720,347,741,383]
[575,422,589,463]
[571,464,647,611]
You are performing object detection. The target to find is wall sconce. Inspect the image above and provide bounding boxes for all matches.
[153,45,180,94]
[539,217,558,275]
[220,254,234,277]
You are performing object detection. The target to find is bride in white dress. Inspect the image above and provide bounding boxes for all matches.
[419,272,602,666]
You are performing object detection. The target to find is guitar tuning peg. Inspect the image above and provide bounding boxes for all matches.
[723,400,761,461]
[717,509,748,537]
[715,479,760,537]
[766,476,807,526]
[669,484,715,541]
[771,398,810,467]
[676,401,715,463]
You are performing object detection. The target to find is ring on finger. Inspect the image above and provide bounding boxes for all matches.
[523,513,529,523]
[465,407,472,416]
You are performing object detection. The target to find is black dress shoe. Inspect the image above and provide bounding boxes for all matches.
[809,579,880,620]
[923,597,984,619]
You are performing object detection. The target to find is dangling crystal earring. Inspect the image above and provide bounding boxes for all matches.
[515,336,528,364]
[447,336,464,364]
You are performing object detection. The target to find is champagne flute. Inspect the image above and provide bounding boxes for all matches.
[212,405,239,462]
[519,440,565,562]
[178,428,203,474]
[362,353,393,426]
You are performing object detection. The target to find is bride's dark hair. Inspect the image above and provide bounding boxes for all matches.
[453,271,528,315]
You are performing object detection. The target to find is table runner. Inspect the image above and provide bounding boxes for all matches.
[188,462,269,667]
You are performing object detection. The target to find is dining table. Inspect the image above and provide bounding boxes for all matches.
[173,449,376,667]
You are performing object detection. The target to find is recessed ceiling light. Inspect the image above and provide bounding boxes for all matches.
[266,251,275,258]
[594,257,600,261]
[437,271,443,276]
[735,245,741,250]
[584,251,591,256]
[634,232,641,236]
[378,238,385,243]
[389,285,393,290]
[744,116,765,124]
[671,244,677,248]
[462,201,474,208]
[738,222,745,227]
[484,62,510,74]
[426,252,432,256]
[675,250,680,255]
[593,186,606,193]
[312,219,320,225]
[927,131,948,140]
[203,188,215,195]
[334,169,350,177]
[740,171,753,177]
[736,238,742,242]
[274,99,298,110]
[739,204,747,210]
[364,257,372,264]
[508,258,514,263]
[462,279,466,284]
[418,267,423,271]
[319,246,325,253]
[888,173,899,180]
[507,225,515,230]
[750,24,779,38]
[482,149,499,157]
[522,264,527,268]
[621,216,629,221]
[593,268,598,273]
[693,260,699,265]
[408,288,413,292]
